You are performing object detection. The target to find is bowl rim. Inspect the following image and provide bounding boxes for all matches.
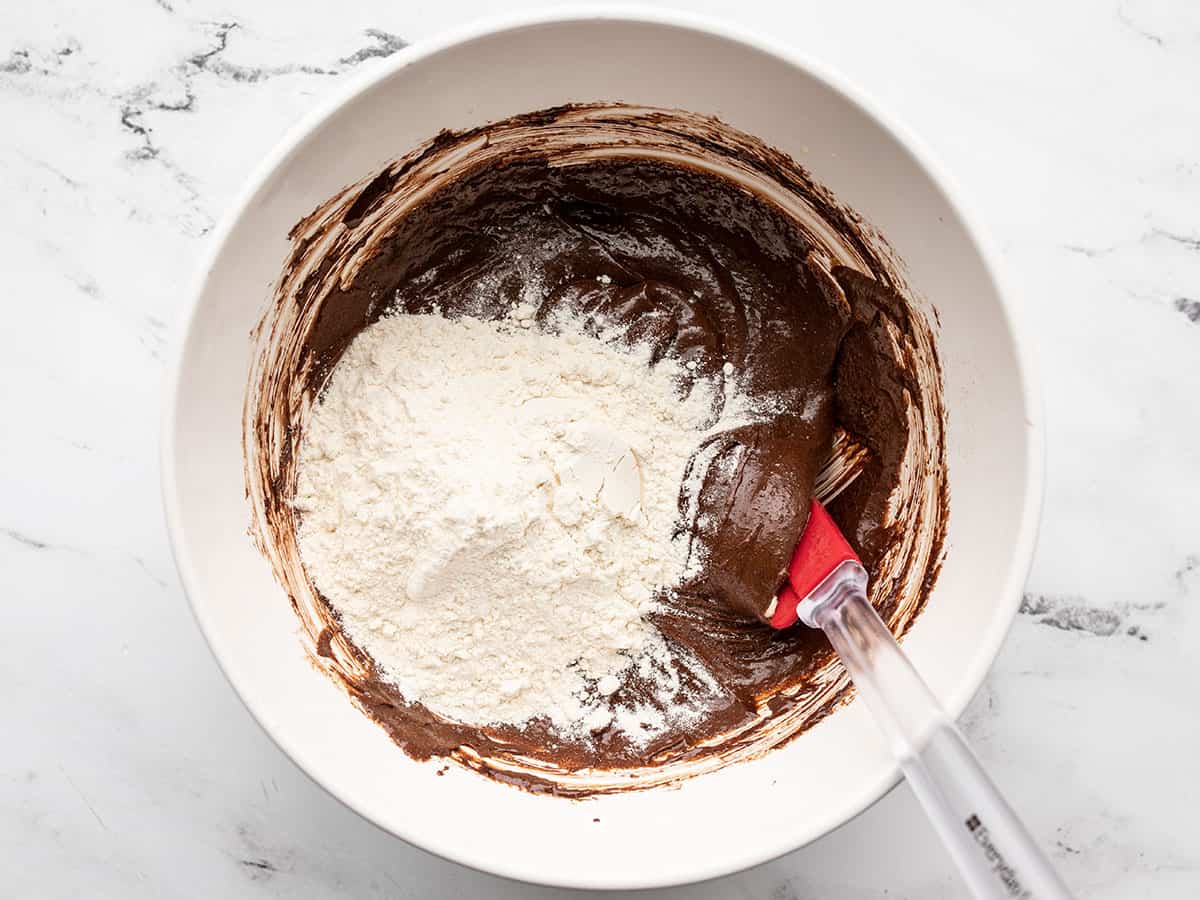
[161,6,1045,890]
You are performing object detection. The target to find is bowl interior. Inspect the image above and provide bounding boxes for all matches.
[165,14,1038,890]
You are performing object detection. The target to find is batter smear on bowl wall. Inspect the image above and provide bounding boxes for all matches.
[244,104,948,795]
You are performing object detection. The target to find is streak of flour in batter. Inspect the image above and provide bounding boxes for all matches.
[294,308,731,740]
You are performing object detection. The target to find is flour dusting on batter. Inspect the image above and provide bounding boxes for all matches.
[295,310,724,739]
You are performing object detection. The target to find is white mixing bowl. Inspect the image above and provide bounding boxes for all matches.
[163,9,1041,890]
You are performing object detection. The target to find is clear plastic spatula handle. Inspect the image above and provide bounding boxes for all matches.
[808,563,1076,900]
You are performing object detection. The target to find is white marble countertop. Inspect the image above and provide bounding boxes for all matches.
[3,0,1198,896]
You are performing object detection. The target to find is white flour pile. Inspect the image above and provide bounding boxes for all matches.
[294,309,721,739]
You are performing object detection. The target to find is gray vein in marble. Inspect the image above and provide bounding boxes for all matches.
[1063,227,1200,260]
[0,38,82,80]
[1174,298,1200,323]
[5,529,168,596]
[119,105,161,162]
[1157,228,1200,251]
[132,555,169,590]
[196,24,334,83]
[46,435,133,469]
[4,528,53,550]
[0,21,407,240]
[771,882,802,900]
[1116,6,1166,46]
[0,21,408,247]
[235,823,292,883]
[152,22,407,85]
[1060,225,1200,326]
[1020,592,1162,639]
[63,267,101,299]
[0,49,32,74]
[27,232,166,357]
[136,316,169,356]
[1175,553,1199,589]
[338,29,408,66]
[121,19,406,123]
[111,20,406,235]
[61,767,109,833]
[16,151,82,188]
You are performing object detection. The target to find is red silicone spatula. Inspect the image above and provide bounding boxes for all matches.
[776,499,1074,900]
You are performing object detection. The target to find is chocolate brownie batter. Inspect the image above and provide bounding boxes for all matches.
[245,105,947,795]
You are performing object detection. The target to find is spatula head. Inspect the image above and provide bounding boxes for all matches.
[769,499,862,629]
